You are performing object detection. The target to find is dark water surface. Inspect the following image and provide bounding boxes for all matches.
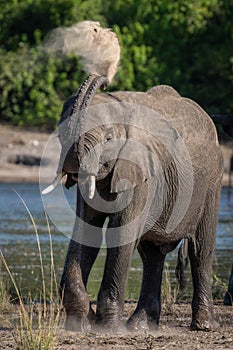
[0,183,232,300]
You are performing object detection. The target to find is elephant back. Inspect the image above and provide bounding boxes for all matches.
[147,85,181,100]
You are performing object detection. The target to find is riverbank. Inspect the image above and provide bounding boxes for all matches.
[0,125,56,183]
[0,124,232,185]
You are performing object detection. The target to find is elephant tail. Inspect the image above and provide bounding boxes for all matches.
[175,238,189,291]
[43,21,120,84]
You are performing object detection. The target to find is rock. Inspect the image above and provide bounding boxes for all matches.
[7,154,49,166]
[30,139,40,147]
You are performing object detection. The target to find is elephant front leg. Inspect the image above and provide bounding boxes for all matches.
[60,243,90,332]
[60,240,100,332]
[96,242,136,333]
[60,197,105,332]
[126,241,166,332]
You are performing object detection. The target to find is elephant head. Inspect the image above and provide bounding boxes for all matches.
[42,79,191,227]
[41,74,110,197]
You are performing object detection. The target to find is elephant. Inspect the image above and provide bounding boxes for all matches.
[224,264,233,305]
[43,83,224,333]
[42,22,224,333]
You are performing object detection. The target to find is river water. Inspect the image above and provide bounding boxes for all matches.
[0,183,232,301]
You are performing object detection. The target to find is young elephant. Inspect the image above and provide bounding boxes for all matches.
[42,21,223,332]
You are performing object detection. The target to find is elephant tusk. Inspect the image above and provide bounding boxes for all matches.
[88,175,96,199]
[41,172,65,195]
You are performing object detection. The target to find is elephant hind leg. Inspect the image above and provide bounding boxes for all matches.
[188,186,221,331]
[126,240,166,332]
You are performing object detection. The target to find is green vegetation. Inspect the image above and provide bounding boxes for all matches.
[0,0,232,129]
[212,271,228,299]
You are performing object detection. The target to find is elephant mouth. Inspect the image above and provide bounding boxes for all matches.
[70,172,89,184]
[41,162,111,198]
[42,170,96,199]
[65,171,96,199]
[63,172,88,190]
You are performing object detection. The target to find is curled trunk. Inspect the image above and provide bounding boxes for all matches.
[42,74,109,195]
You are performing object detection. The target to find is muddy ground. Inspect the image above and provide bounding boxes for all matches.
[0,301,233,349]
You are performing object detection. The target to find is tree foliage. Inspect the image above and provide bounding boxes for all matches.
[0,0,232,128]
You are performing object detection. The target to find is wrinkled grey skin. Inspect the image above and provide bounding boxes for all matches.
[56,75,224,333]
[176,115,233,307]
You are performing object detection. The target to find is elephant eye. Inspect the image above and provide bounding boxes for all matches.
[104,133,113,143]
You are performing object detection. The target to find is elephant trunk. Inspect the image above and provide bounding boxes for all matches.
[42,74,109,197]
[74,75,109,161]
[59,74,107,147]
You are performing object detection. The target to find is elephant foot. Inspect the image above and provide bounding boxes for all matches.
[95,318,126,334]
[104,322,126,334]
[96,298,126,333]
[65,314,91,332]
[224,291,233,306]
[190,319,219,332]
[126,308,158,333]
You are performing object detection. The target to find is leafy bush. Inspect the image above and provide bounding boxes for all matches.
[0,0,232,129]
[106,0,233,114]
[0,47,86,129]
[0,0,105,50]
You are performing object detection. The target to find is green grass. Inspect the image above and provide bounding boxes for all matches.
[212,272,228,300]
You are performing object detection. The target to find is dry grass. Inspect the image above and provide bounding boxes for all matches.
[0,273,13,315]
[0,191,62,350]
[161,262,179,313]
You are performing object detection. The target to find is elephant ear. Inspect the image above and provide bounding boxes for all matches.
[110,157,148,193]
[110,118,179,193]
